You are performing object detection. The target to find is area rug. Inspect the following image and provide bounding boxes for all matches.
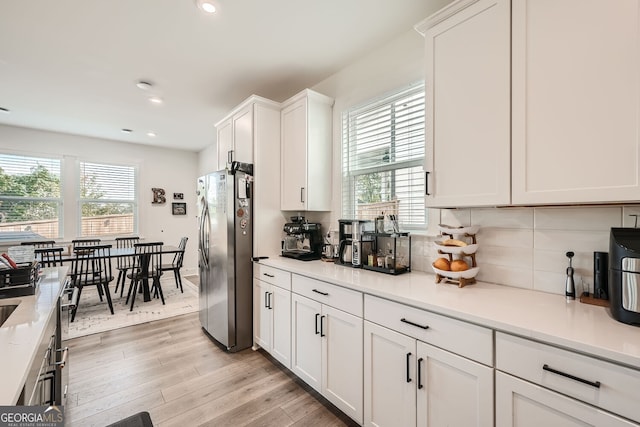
[62,275,199,339]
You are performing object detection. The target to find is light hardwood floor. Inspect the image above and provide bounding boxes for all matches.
[66,312,358,427]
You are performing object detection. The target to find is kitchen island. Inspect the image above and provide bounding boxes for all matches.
[0,267,67,405]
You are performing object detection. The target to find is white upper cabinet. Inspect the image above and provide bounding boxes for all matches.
[418,0,640,207]
[418,0,511,208]
[281,89,333,211]
[215,99,266,171]
[215,118,233,171]
[215,95,282,257]
[511,0,640,204]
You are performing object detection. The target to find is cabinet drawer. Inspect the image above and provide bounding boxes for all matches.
[291,274,362,317]
[364,294,493,366]
[496,332,640,422]
[254,264,291,291]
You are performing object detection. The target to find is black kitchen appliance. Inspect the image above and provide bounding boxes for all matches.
[593,251,608,299]
[609,228,640,325]
[335,219,374,267]
[281,216,323,261]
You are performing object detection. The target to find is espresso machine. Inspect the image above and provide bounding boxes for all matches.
[281,216,323,261]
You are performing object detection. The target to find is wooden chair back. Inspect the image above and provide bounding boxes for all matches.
[35,247,64,267]
[115,236,140,269]
[21,240,56,248]
[132,242,163,279]
[71,244,113,287]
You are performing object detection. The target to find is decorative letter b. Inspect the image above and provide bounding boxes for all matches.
[152,188,166,204]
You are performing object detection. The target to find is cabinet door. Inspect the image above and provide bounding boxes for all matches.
[364,321,416,427]
[416,341,493,427]
[291,293,322,391]
[512,0,640,204]
[216,118,233,171]
[322,305,363,425]
[253,279,272,352]
[496,372,639,427]
[423,0,511,207]
[281,97,308,211]
[232,103,254,164]
[271,284,291,369]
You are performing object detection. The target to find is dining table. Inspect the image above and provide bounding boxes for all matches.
[55,244,181,303]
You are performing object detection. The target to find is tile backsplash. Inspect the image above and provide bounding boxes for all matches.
[411,205,640,295]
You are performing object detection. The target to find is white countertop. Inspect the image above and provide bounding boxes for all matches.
[0,267,66,405]
[261,257,640,369]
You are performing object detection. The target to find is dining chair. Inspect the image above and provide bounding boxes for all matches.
[35,247,64,267]
[69,244,115,322]
[126,242,164,311]
[160,237,188,293]
[20,240,56,248]
[72,238,101,248]
[114,236,140,297]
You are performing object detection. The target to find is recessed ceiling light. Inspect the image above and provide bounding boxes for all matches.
[147,131,157,137]
[136,80,153,91]
[148,96,163,105]
[0,107,9,114]
[121,128,133,134]
[196,0,216,13]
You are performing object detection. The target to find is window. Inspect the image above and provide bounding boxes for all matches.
[342,83,425,228]
[0,154,62,238]
[79,161,137,236]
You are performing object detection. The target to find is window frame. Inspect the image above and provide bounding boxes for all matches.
[0,152,64,239]
[342,82,426,229]
[77,159,139,238]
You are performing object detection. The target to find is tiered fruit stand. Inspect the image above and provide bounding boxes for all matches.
[431,225,479,288]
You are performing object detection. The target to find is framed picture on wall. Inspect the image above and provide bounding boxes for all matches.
[172,202,187,215]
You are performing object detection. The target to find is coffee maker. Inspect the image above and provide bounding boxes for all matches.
[609,227,640,325]
[281,216,323,261]
[336,219,374,267]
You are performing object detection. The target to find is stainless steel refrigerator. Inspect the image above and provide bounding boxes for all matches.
[197,164,253,352]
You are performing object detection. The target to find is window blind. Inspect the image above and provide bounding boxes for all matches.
[79,161,137,236]
[0,154,62,238]
[342,83,425,227]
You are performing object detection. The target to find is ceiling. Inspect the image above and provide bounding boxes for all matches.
[0,0,445,152]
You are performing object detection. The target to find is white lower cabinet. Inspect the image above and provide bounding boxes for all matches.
[364,320,493,427]
[253,266,291,368]
[496,372,638,427]
[291,284,363,425]
[496,332,640,426]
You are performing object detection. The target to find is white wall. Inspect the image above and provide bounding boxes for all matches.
[0,124,200,275]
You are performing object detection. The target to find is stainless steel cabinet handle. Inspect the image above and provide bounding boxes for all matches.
[56,347,69,369]
[264,291,269,308]
[315,313,320,335]
[401,318,429,330]
[228,150,233,164]
[417,357,424,389]
[542,364,601,388]
[300,187,305,203]
[268,292,273,310]
[312,289,329,296]
[406,352,412,383]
